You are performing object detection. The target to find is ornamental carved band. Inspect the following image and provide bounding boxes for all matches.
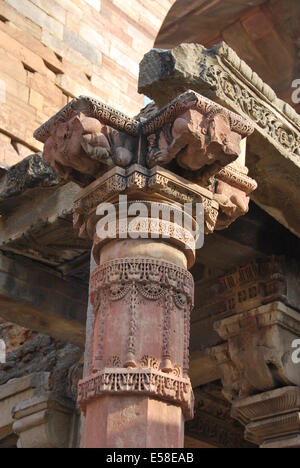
[78,368,194,421]
[78,257,194,419]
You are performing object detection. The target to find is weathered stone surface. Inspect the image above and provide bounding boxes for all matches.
[0,335,82,399]
[232,386,300,448]
[0,0,173,171]
[139,43,300,236]
[0,180,91,275]
[13,393,76,449]
[0,319,35,354]
[0,373,49,443]
[210,302,300,400]
[0,364,82,448]
[186,383,255,448]
[35,92,256,233]
[0,253,87,346]
[0,154,58,213]
[78,217,195,447]
[0,319,83,448]
[155,0,300,113]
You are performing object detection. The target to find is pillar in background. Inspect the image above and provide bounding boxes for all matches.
[208,257,300,448]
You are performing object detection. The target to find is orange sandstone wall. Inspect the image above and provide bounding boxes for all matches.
[0,0,175,168]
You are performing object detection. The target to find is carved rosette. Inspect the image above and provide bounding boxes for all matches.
[78,257,195,420]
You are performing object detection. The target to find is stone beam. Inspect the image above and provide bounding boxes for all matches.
[190,256,300,389]
[0,157,91,272]
[0,373,79,449]
[139,43,300,237]
[0,254,87,347]
[189,350,220,387]
[0,373,48,444]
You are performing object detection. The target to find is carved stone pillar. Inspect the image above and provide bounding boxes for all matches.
[208,257,300,448]
[34,89,255,448]
[74,166,198,448]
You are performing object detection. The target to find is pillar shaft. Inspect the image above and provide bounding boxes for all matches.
[78,216,194,448]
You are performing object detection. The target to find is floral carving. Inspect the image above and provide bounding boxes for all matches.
[89,257,194,384]
[90,257,194,307]
[78,368,194,420]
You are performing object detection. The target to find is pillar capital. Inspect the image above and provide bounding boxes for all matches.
[231,387,300,448]
[34,91,256,234]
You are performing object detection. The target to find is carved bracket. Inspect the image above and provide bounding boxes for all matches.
[210,302,300,401]
[34,91,256,232]
[231,387,300,448]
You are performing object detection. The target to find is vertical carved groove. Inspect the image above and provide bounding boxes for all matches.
[183,303,191,377]
[125,281,138,368]
[161,288,173,373]
[93,291,107,372]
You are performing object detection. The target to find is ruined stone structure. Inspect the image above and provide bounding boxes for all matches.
[0,0,299,449]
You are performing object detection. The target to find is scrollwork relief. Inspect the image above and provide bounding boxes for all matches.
[200,57,300,157]
[78,368,194,420]
[90,257,194,307]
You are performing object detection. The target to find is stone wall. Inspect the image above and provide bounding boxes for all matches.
[0,0,174,169]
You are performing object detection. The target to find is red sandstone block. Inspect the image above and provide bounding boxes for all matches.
[56,0,83,17]
[29,88,44,111]
[0,137,21,168]
[29,0,67,25]
[0,29,50,77]
[0,48,27,84]
[6,0,64,39]
[0,70,30,103]
[64,47,97,76]
[0,2,42,40]
[65,11,81,35]
[28,72,63,107]
[0,21,65,77]
[83,0,101,12]
[79,21,110,56]
[109,46,139,78]
[0,94,39,150]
